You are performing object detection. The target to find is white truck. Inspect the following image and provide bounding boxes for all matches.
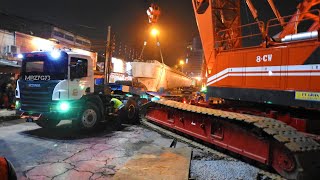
[15,50,141,130]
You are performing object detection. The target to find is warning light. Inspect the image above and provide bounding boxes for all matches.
[50,51,61,59]
[17,54,23,59]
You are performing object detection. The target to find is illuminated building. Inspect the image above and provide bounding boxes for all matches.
[183,36,203,78]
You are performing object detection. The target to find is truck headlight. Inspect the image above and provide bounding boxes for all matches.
[57,102,70,112]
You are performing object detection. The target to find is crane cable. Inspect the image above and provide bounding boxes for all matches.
[147,0,166,90]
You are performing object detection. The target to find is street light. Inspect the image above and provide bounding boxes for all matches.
[150,28,164,64]
[151,28,159,37]
[179,59,185,72]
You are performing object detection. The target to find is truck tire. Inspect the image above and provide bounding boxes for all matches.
[77,102,101,130]
[36,119,60,129]
[121,98,139,124]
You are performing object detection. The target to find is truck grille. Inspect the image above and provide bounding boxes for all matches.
[19,81,59,113]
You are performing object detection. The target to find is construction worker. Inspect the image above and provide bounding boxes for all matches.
[0,157,17,180]
[109,97,124,129]
[110,97,124,114]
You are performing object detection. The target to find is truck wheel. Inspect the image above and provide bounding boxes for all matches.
[122,98,139,124]
[36,119,60,129]
[78,102,101,130]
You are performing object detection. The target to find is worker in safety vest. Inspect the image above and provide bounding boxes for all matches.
[109,97,124,129]
[110,98,124,113]
[0,157,17,180]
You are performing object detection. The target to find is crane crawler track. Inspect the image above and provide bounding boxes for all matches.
[153,99,320,152]
[140,117,284,180]
[140,99,320,179]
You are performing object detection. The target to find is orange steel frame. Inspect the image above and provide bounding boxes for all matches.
[193,0,320,105]
[142,2,320,178]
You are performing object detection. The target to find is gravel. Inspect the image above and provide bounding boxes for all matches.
[190,149,260,180]
[190,160,260,180]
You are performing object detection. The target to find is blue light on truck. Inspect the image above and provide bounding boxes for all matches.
[17,54,23,58]
[50,51,61,59]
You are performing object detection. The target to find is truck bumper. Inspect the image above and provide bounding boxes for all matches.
[19,111,78,121]
[18,100,82,121]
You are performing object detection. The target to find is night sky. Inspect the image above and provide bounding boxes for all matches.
[0,0,303,66]
[0,0,198,66]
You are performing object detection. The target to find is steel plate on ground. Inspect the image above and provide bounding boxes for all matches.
[113,145,192,180]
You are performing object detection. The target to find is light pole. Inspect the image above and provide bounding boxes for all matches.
[105,26,111,84]
[139,41,147,60]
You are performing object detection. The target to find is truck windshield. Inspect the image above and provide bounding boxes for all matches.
[21,52,68,81]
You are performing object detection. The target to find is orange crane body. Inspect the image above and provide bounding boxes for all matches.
[194,0,320,110]
[141,1,320,179]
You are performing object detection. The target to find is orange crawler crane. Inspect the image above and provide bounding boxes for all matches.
[194,0,320,133]
[141,1,320,179]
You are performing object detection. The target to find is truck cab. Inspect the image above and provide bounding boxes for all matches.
[15,50,103,129]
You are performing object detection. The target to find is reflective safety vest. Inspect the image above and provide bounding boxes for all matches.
[111,98,123,109]
[0,157,8,180]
